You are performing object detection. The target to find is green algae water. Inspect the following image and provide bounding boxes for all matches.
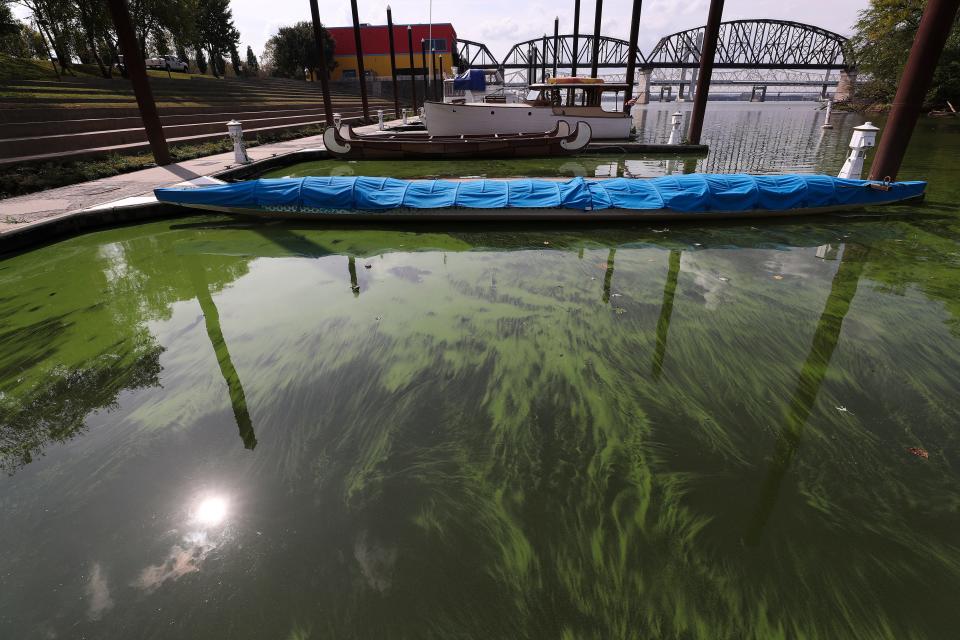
[2,104,960,639]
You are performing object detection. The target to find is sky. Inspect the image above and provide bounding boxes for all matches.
[234,0,870,59]
[12,0,870,61]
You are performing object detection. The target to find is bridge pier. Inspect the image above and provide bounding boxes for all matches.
[750,85,767,102]
[659,86,673,102]
[835,68,857,101]
[634,68,652,105]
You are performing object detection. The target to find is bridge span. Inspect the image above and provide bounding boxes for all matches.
[454,19,856,101]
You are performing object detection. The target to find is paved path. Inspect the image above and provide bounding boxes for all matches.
[0,119,395,236]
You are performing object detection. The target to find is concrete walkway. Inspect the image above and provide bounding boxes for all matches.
[0,118,397,236]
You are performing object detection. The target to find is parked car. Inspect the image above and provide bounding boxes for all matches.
[145,55,189,72]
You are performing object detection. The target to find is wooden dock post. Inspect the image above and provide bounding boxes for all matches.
[349,0,370,121]
[407,26,418,111]
[308,0,334,127]
[687,0,724,145]
[571,0,581,76]
[541,34,548,82]
[552,17,559,78]
[590,0,603,78]
[386,6,401,119]
[623,0,644,113]
[105,0,169,165]
[868,0,960,180]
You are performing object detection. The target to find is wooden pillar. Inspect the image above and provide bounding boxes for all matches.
[308,0,334,126]
[431,48,439,100]
[623,0,643,113]
[552,17,560,78]
[386,6,400,118]
[349,0,370,121]
[407,26,418,111]
[869,0,960,180]
[571,0,581,76]
[541,34,548,82]
[590,0,603,78]
[421,39,429,97]
[105,0,170,165]
[687,0,724,145]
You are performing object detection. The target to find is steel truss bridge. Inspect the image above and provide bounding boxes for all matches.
[455,19,852,89]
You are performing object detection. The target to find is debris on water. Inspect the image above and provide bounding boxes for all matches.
[614,308,627,315]
[611,293,622,298]
[718,276,729,282]
[543,241,551,245]
[597,262,609,269]
[364,264,372,269]
[907,447,929,459]
[652,229,668,233]
[375,315,383,321]
[772,275,784,280]
[835,405,851,414]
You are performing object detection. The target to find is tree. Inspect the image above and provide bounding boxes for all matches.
[194,44,207,73]
[851,0,960,105]
[245,44,257,75]
[263,21,334,80]
[196,0,239,77]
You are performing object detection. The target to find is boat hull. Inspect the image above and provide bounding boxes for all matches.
[155,174,927,222]
[423,100,632,139]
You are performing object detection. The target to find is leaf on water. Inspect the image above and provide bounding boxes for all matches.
[907,447,929,460]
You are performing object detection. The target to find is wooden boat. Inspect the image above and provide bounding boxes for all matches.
[322,120,592,160]
[423,80,633,139]
[155,174,926,222]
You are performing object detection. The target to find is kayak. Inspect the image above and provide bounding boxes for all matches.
[154,174,926,221]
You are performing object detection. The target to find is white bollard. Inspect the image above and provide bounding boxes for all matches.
[822,99,834,129]
[226,120,250,164]
[667,111,683,145]
[402,108,409,125]
[377,109,385,130]
[333,112,342,129]
[418,106,426,126]
[838,122,879,180]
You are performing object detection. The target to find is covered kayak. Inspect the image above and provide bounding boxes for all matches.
[154,174,926,221]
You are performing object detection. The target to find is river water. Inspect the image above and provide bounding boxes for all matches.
[1,103,959,639]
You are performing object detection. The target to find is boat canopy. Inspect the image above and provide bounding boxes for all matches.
[156,175,926,213]
[453,69,486,91]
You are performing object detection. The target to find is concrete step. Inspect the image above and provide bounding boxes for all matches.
[0,108,394,159]
[0,113,389,166]
[0,97,393,124]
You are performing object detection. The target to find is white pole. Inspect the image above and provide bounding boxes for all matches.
[822,99,834,129]
[428,0,433,80]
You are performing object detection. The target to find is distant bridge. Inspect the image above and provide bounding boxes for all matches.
[454,19,854,98]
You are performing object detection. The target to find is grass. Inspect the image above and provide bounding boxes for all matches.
[0,123,325,200]
[0,55,235,84]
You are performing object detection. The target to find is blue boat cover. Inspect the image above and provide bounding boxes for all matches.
[155,175,926,213]
[452,69,486,91]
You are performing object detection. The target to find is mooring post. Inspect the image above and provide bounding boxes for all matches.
[226,120,250,164]
[386,6,401,119]
[105,0,170,165]
[552,17,560,78]
[838,122,879,180]
[571,0,581,76]
[437,54,443,100]
[822,99,834,129]
[308,0,334,126]
[590,0,603,78]
[431,47,439,99]
[407,26,418,111]
[868,0,960,181]
[668,111,683,145]
[687,0,724,144]
[349,0,370,121]
[623,0,643,113]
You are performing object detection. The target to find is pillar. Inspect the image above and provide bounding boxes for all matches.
[105,0,169,165]
[634,67,651,105]
[622,0,644,113]
[687,0,725,145]
[386,6,400,119]
[349,0,370,120]
[834,68,857,102]
[571,0,581,76]
[590,0,603,78]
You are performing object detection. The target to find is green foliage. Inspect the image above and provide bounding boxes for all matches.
[851,0,960,105]
[245,43,257,74]
[264,21,334,81]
